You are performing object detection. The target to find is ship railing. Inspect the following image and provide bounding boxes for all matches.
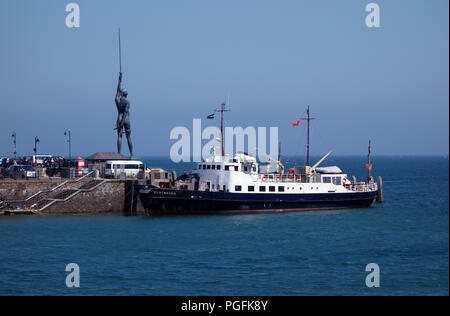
[258,174,378,191]
[345,182,377,192]
[258,174,310,183]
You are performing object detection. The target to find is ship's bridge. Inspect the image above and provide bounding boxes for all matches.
[197,153,259,174]
[194,153,259,192]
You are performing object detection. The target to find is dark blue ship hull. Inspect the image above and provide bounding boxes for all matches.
[137,185,377,215]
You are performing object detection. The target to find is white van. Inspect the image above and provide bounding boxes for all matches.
[33,154,52,166]
[104,160,145,178]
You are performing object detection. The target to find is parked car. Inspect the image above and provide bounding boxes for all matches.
[6,165,37,179]
[0,157,9,167]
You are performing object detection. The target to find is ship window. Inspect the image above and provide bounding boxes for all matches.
[217,165,221,170]
[259,186,266,192]
[244,166,248,172]
[269,186,275,192]
[235,185,242,192]
[332,177,341,185]
[225,165,230,171]
[207,165,211,170]
[323,176,331,183]
[234,166,239,171]
[248,186,255,192]
[203,165,206,170]
[278,186,285,192]
[232,159,237,163]
[212,165,216,170]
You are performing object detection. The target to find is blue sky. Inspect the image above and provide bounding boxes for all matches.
[0,0,448,158]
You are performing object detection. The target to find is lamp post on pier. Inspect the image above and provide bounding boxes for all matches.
[64,129,72,160]
[34,136,40,156]
[11,132,17,159]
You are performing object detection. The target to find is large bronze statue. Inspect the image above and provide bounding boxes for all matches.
[115,71,133,156]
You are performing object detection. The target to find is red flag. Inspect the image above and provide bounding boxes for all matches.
[365,164,372,170]
[292,120,300,126]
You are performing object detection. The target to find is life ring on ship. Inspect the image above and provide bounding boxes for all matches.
[275,175,281,182]
[357,185,363,191]
[262,175,267,181]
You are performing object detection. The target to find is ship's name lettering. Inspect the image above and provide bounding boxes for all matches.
[155,191,176,196]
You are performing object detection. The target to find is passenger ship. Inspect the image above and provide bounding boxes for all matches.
[138,105,380,215]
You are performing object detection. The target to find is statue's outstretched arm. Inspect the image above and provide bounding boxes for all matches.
[116,72,123,98]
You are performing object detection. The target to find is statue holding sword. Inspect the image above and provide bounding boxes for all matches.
[114,29,134,157]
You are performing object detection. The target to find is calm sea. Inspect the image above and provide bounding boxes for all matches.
[0,156,448,296]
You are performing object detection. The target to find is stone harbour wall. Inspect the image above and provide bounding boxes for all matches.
[0,179,145,215]
[44,181,126,214]
[0,179,64,201]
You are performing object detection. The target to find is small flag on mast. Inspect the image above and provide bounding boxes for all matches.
[292,120,300,126]
[365,164,372,170]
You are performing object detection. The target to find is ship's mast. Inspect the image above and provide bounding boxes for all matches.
[307,107,310,166]
[301,105,315,166]
[367,140,372,180]
[217,99,229,156]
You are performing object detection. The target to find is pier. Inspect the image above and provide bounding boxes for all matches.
[0,152,176,216]
[0,174,146,216]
